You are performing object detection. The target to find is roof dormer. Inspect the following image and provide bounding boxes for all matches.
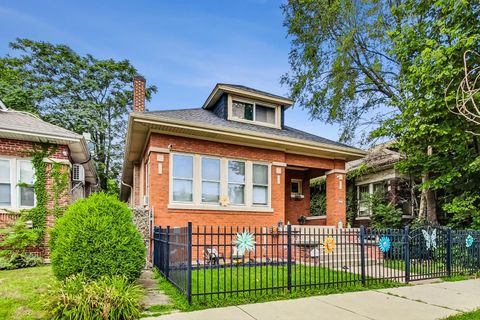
[203,84,293,129]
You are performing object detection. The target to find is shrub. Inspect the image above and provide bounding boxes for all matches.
[50,193,145,281]
[0,252,43,270]
[47,274,144,320]
[0,215,43,270]
[371,202,403,229]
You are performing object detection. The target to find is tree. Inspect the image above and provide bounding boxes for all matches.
[281,0,403,143]
[379,0,480,225]
[0,58,39,113]
[284,0,480,225]
[1,39,157,190]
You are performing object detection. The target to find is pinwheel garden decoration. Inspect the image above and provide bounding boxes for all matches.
[324,237,336,254]
[234,231,256,255]
[378,236,391,253]
[466,235,474,248]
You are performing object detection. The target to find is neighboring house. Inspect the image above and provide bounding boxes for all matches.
[347,142,416,225]
[120,77,366,229]
[0,99,97,214]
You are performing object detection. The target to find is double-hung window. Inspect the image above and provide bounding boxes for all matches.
[228,160,245,205]
[0,158,35,209]
[0,159,11,207]
[202,158,220,203]
[170,153,271,210]
[18,160,35,207]
[252,164,268,205]
[172,154,193,202]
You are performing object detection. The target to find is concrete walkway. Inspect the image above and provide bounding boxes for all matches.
[144,279,480,320]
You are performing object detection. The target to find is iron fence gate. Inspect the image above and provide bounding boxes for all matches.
[153,223,480,305]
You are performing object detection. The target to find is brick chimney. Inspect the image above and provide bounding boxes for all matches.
[133,75,146,112]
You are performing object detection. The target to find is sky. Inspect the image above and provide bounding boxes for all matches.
[0,0,341,141]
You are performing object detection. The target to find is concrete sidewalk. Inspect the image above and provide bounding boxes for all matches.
[144,279,480,320]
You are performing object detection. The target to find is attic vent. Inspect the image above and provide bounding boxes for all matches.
[72,164,85,183]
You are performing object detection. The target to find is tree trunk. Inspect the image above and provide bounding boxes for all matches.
[423,146,438,224]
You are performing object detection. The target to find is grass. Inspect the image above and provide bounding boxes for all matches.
[0,266,54,320]
[444,309,480,319]
[192,264,361,296]
[384,259,447,273]
[153,265,402,313]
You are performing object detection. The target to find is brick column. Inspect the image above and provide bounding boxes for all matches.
[326,169,346,227]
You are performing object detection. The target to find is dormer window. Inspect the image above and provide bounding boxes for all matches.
[228,96,280,128]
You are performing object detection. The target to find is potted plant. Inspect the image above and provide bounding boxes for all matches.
[298,215,307,225]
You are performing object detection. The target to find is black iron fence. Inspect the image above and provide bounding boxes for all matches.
[153,224,480,304]
[153,223,192,303]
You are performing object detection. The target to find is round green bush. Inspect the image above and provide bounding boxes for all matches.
[50,193,145,281]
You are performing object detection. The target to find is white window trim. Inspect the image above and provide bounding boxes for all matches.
[201,156,221,204]
[0,157,36,210]
[227,94,281,129]
[357,182,374,216]
[290,179,303,197]
[168,152,272,211]
[252,163,270,206]
[170,153,195,204]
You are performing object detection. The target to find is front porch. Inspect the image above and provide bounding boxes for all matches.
[283,161,346,227]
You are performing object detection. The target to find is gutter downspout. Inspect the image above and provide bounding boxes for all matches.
[121,180,133,207]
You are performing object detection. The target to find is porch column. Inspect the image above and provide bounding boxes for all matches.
[326,169,346,227]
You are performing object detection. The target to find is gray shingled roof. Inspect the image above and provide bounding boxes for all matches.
[144,108,359,150]
[0,110,82,139]
[218,84,292,103]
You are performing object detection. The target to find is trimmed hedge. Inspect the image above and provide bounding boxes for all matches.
[50,193,145,281]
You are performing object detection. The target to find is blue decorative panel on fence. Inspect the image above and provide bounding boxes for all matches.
[153,224,480,305]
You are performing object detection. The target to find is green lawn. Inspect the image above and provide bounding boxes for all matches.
[384,259,446,274]
[156,265,401,310]
[0,266,54,320]
[192,264,362,297]
[444,309,480,319]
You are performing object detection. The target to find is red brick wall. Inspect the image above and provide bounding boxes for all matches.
[0,138,72,211]
[0,138,69,159]
[285,169,310,224]
[147,133,285,228]
[0,213,20,228]
[143,133,346,228]
[0,138,72,258]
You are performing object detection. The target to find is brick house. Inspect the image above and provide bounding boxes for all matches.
[347,142,416,226]
[0,100,97,219]
[120,77,365,229]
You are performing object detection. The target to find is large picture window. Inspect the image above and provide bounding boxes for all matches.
[169,153,271,210]
[172,154,193,202]
[202,158,220,203]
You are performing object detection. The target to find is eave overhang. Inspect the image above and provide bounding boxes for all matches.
[203,84,294,110]
[120,113,367,201]
[0,129,98,184]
